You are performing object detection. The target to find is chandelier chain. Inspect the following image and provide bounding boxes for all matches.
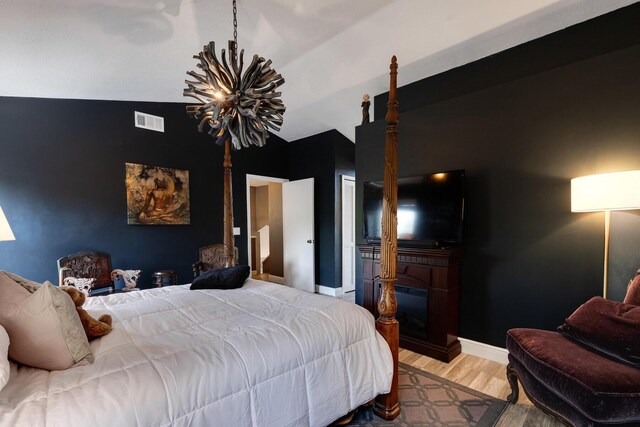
[232,0,238,57]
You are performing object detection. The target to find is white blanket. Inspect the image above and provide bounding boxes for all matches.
[0,279,392,426]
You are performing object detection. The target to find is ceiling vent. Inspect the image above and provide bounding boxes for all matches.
[134,111,165,132]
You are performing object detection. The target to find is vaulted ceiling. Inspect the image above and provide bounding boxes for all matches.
[1,0,636,142]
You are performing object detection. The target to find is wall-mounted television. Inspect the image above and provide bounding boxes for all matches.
[363,170,465,248]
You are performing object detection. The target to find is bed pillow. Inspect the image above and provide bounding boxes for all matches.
[624,271,640,306]
[190,265,250,290]
[0,272,93,370]
[0,270,43,293]
[0,324,9,392]
[558,296,640,368]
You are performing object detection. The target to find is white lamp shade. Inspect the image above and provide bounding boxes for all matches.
[571,170,640,212]
[0,206,15,241]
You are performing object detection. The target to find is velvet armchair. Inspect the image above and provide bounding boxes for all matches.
[506,269,640,426]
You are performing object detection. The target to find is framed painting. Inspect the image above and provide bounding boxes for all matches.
[125,163,191,225]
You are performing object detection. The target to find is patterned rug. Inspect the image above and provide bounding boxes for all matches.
[348,363,508,426]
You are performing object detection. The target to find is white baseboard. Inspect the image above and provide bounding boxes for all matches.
[459,337,509,365]
[315,285,344,297]
[267,275,285,285]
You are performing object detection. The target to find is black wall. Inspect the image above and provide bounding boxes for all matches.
[290,130,355,288]
[373,4,640,121]
[357,5,640,347]
[0,97,289,285]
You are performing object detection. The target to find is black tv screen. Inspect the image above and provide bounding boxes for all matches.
[363,170,465,247]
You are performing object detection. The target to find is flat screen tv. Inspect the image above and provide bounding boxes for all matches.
[363,170,465,248]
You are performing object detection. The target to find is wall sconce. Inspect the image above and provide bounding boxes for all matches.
[571,170,640,298]
[0,206,15,241]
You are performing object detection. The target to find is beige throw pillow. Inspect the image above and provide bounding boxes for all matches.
[0,324,9,391]
[1,270,43,293]
[0,272,93,370]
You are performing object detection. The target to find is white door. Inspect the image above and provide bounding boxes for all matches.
[282,178,315,292]
[341,176,356,292]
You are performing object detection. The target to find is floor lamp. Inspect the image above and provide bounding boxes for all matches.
[0,206,15,242]
[571,170,640,299]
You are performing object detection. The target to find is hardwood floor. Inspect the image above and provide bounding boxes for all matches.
[338,292,562,425]
[399,349,564,426]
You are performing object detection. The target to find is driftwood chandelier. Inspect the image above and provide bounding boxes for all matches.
[184,0,286,149]
[183,0,285,268]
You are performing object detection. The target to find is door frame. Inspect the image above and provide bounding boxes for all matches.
[245,174,288,273]
[341,175,356,293]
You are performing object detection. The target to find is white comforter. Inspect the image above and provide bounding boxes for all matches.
[0,279,392,427]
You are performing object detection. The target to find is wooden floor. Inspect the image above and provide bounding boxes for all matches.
[400,348,565,426]
[336,291,563,425]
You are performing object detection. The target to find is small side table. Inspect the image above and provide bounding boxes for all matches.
[152,270,178,288]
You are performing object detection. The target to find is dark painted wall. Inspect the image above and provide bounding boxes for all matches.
[289,130,355,288]
[356,6,640,347]
[0,97,289,285]
[373,4,640,121]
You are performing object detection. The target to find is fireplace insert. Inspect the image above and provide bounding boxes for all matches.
[393,284,428,341]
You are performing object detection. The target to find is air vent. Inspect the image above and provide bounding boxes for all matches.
[134,111,165,132]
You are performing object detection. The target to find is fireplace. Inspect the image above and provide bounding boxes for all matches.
[393,284,428,341]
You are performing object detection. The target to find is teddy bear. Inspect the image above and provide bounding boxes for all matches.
[60,286,113,341]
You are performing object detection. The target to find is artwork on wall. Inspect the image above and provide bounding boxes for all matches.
[125,163,190,225]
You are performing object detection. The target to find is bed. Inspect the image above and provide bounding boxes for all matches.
[0,279,392,426]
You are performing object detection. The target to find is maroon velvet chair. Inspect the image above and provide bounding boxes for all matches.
[506,270,640,426]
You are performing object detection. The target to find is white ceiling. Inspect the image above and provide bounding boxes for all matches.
[1,0,636,142]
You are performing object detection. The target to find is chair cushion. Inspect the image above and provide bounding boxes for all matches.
[190,265,250,290]
[507,328,640,424]
[558,296,640,368]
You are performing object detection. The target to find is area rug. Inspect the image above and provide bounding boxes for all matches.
[348,363,508,426]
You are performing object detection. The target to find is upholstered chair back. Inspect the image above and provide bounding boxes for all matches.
[192,244,239,277]
[624,268,640,306]
[57,251,114,293]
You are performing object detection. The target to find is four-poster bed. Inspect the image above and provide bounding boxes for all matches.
[0,58,402,426]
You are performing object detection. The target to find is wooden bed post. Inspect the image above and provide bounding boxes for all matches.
[223,138,235,267]
[374,55,401,420]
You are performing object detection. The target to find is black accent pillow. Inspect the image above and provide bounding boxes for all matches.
[558,296,640,368]
[190,266,250,290]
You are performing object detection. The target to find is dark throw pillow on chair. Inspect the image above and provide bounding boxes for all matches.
[558,296,640,368]
[190,266,250,290]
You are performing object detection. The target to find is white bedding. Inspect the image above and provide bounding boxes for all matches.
[0,279,392,427]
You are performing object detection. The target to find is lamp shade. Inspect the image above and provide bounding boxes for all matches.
[571,170,640,212]
[0,206,15,241]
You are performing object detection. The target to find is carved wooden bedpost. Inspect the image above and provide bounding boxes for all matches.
[374,55,401,420]
[223,138,235,267]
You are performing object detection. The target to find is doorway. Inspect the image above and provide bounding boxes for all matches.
[246,175,287,284]
[246,174,316,292]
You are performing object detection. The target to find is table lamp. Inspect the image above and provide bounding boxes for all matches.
[0,206,15,241]
[571,170,640,298]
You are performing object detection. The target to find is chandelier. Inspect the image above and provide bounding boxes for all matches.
[184,0,286,149]
[183,0,285,268]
